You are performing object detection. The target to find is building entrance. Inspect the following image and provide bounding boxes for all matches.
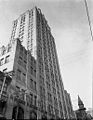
[12,106,24,119]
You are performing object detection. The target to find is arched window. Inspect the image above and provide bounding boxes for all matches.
[12,106,24,119]
[0,101,6,114]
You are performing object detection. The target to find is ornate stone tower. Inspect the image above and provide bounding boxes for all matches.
[75,95,88,120]
[78,95,86,110]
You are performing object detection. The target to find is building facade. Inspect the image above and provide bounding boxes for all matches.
[0,7,75,119]
[64,90,76,119]
[0,38,37,119]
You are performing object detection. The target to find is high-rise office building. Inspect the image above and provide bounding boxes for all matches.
[0,7,75,119]
[10,7,69,118]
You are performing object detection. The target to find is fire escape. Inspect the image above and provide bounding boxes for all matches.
[0,71,12,117]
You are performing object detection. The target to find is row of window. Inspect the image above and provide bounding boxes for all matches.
[29,10,34,17]
[18,55,36,78]
[19,45,27,59]
[19,45,36,69]
[0,55,10,66]
[40,86,45,98]
[30,66,36,78]
[47,104,59,117]
[47,92,52,103]
[47,104,53,115]
[0,45,11,56]
[39,75,44,85]
[13,20,18,27]
[18,56,26,69]
[27,94,37,106]
[29,78,36,91]
[11,20,17,38]
[46,81,51,91]
[16,69,26,83]
[54,97,58,107]
[16,86,37,106]
[37,24,61,101]
[20,15,25,24]
[11,20,18,39]
[16,68,36,91]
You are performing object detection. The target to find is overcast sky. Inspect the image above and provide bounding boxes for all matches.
[0,0,92,110]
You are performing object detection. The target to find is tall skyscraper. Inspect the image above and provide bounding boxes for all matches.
[10,7,70,119]
[0,7,75,119]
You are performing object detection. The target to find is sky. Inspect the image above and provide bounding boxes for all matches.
[0,0,92,110]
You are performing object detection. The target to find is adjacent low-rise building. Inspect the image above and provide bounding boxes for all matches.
[0,38,37,119]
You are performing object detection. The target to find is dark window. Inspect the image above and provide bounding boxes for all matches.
[5,55,10,63]
[34,96,37,106]
[22,73,26,83]
[34,81,36,91]
[30,94,33,105]
[30,79,33,89]
[2,49,6,55]
[7,45,11,52]
[3,68,7,73]
[0,58,4,66]
[16,69,21,80]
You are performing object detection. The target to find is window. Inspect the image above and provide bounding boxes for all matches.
[30,93,33,105]
[16,86,20,92]
[2,49,6,55]
[3,68,7,73]
[40,86,42,96]
[54,97,58,107]
[24,60,27,69]
[5,55,10,63]
[16,69,21,80]
[40,75,44,85]
[33,69,36,77]
[48,93,52,102]
[58,92,60,99]
[53,87,56,94]
[34,81,36,91]
[19,46,23,56]
[34,96,37,106]
[51,79,55,87]
[46,82,51,91]
[55,109,59,117]
[30,79,33,89]
[30,66,33,75]
[7,45,11,52]
[0,58,4,66]
[21,89,25,100]
[59,101,62,110]
[19,56,22,60]
[22,73,26,83]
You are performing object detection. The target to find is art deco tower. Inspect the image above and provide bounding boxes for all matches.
[10,7,70,119]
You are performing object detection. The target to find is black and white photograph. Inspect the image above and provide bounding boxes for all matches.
[0,0,92,119]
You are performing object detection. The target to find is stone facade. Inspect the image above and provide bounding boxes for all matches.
[0,39,38,119]
[64,90,76,119]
